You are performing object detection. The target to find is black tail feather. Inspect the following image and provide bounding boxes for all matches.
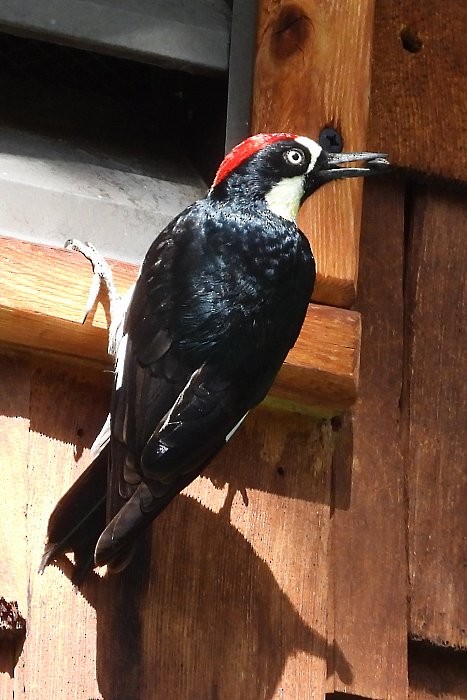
[94,464,206,570]
[94,482,154,569]
[39,447,108,580]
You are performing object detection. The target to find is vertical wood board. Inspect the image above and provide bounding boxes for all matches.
[13,361,110,699]
[328,179,408,698]
[0,355,30,611]
[0,354,31,697]
[252,0,376,307]
[405,187,467,649]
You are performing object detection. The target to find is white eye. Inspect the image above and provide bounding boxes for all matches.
[284,148,305,167]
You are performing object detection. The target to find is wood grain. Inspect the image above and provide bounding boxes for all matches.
[0,354,30,695]
[252,0,377,307]
[404,187,467,649]
[13,361,109,699]
[0,351,347,698]
[369,0,467,182]
[328,179,408,697]
[0,236,361,412]
[94,407,341,699]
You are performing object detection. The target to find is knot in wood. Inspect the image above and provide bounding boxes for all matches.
[271,4,311,60]
[0,597,26,643]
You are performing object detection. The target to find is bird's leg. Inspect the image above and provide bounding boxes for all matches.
[65,238,121,323]
[217,482,249,521]
[65,239,123,357]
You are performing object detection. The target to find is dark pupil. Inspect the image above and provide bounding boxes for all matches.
[290,150,301,162]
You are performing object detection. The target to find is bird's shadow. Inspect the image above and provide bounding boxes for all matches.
[57,494,352,700]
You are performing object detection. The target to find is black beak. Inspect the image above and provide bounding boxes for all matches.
[317,150,390,182]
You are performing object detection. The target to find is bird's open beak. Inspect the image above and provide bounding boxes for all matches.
[318,151,390,182]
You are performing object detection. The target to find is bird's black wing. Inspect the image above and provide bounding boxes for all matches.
[97,362,245,568]
[98,201,313,568]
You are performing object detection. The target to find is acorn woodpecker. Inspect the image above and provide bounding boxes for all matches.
[40,133,388,579]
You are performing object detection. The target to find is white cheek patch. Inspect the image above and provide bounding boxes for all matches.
[264,174,305,222]
[265,137,323,221]
[295,136,323,173]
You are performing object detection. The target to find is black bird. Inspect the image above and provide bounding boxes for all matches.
[40,133,388,579]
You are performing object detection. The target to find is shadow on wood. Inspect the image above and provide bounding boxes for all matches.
[202,407,339,504]
[53,494,352,700]
[7,351,345,506]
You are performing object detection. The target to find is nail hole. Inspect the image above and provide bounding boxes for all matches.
[277,466,285,476]
[76,428,84,438]
[400,26,423,53]
[331,416,343,432]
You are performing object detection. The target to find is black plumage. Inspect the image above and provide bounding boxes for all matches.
[40,134,388,580]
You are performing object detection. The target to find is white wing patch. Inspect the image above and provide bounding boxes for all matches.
[115,332,129,391]
[90,413,111,457]
[108,283,135,358]
[225,412,249,442]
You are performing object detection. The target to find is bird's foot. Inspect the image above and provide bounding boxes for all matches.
[65,239,121,325]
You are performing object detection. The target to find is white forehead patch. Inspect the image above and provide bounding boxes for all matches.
[295,136,323,173]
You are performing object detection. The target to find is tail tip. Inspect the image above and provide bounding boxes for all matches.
[38,542,58,574]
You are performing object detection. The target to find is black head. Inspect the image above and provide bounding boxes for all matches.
[210,133,389,221]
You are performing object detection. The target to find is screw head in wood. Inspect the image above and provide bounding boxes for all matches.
[319,128,343,153]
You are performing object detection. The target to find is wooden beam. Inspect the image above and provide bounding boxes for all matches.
[252,0,376,307]
[0,236,361,413]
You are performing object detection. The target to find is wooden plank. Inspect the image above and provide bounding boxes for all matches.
[369,0,467,182]
[252,0,376,307]
[327,179,408,697]
[0,353,30,697]
[13,360,109,699]
[409,641,467,700]
[404,186,467,649]
[0,236,361,412]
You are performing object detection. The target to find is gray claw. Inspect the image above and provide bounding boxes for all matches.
[65,239,121,325]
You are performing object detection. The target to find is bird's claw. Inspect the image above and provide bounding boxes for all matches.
[64,238,121,325]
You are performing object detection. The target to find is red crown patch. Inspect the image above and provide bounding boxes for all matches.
[212,133,297,187]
